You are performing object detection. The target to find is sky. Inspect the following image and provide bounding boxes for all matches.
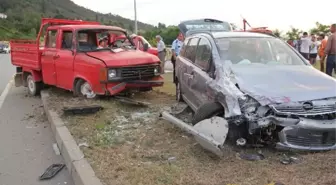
[72,0,335,32]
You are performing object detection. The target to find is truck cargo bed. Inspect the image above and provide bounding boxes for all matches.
[10,40,41,70]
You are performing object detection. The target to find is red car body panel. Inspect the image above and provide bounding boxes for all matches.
[10,18,163,96]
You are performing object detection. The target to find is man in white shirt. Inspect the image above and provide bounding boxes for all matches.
[309,34,319,65]
[156,35,166,74]
[300,32,311,60]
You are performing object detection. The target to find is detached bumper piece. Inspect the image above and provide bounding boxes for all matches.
[63,105,103,115]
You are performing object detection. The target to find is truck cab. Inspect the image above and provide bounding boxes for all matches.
[11,18,163,98]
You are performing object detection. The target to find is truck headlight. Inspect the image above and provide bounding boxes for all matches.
[154,66,160,75]
[108,69,117,79]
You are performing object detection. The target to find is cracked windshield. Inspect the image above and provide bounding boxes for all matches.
[0,0,335,185]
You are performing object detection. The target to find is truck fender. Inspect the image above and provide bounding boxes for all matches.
[73,75,93,90]
[22,68,43,82]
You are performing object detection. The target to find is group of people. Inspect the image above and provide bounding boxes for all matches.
[289,23,336,76]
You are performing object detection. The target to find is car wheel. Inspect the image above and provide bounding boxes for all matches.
[75,79,96,99]
[27,74,42,96]
[176,80,184,102]
[191,102,224,125]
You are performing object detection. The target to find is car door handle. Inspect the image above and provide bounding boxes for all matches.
[53,55,60,59]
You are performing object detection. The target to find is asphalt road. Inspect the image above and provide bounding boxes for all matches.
[0,55,73,185]
[0,54,15,94]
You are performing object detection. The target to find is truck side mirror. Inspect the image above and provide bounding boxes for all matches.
[143,43,149,51]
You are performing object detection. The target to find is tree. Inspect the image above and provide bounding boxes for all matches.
[158,22,166,29]
[273,29,282,38]
[310,22,330,35]
[286,27,302,40]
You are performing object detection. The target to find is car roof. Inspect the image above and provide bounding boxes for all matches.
[48,24,126,32]
[191,31,273,38]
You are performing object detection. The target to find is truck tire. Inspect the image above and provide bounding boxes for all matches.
[27,74,42,96]
[175,80,184,102]
[75,79,96,99]
[191,102,224,125]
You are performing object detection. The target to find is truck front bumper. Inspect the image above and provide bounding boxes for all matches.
[106,76,164,95]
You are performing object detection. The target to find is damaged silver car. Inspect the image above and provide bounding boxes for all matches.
[162,20,336,155]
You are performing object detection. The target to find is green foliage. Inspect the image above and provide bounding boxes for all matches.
[310,22,330,35]
[286,27,303,40]
[273,29,282,38]
[0,0,154,40]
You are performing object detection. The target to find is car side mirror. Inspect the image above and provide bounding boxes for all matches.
[143,43,149,51]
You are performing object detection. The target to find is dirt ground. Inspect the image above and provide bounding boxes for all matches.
[44,73,336,185]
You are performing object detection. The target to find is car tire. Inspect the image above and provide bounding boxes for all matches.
[175,80,184,102]
[191,102,224,125]
[27,74,42,96]
[75,79,96,99]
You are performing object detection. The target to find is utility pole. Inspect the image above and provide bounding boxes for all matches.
[134,0,138,34]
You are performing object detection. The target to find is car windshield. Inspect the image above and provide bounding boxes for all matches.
[216,37,307,66]
[77,29,134,52]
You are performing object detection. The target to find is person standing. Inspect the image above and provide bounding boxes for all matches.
[171,33,184,84]
[321,24,336,76]
[300,32,311,60]
[309,34,319,65]
[156,35,166,74]
[318,33,328,72]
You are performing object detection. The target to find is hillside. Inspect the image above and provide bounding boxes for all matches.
[0,0,155,39]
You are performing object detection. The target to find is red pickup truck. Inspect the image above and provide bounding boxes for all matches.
[11,18,163,98]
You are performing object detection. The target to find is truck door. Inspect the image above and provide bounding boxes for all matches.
[41,29,58,85]
[54,30,75,90]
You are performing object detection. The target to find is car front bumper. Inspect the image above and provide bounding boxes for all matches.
[276,117,336,151]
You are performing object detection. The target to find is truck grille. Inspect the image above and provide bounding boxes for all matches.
[120,65,158,80]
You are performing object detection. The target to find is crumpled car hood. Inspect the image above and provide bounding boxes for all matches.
[232,65,336,105]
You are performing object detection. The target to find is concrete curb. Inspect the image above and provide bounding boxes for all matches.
[41,91,103,185]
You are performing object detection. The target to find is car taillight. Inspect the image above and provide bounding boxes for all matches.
[99,68,107,81]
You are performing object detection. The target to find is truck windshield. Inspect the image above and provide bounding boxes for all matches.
[77,29,134,52]
[216,37,307,66]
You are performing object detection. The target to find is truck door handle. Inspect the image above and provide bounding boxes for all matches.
[41,52,45,56]
[53,55,60,59]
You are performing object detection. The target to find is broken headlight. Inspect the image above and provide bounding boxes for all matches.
[239,96,260,113]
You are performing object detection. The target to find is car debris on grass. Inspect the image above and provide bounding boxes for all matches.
[43,73,336,185]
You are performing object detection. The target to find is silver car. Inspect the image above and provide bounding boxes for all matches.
[175,30,336,151]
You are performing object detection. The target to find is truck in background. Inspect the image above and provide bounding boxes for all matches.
[10,18,163,98]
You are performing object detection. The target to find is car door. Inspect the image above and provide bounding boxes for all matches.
[178,37,200,110]
[54,29,75,90]
[41,29,58,85]
[189,37,214,108]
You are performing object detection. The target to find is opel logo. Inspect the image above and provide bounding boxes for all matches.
[302,102,314,110]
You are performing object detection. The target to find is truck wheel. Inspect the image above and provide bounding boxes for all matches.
[75,79,96,99]
[27,74,42,96]
[176,80,184,102]
[191,102,224,125]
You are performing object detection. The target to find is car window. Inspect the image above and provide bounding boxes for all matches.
[46,30,57,48]
[185,38,199,62]
[179,38,190,57]
[195,38,212,70]
[61,31,73,50]
[216,37,307,66]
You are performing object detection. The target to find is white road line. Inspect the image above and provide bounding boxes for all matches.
[0,77,14,110]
